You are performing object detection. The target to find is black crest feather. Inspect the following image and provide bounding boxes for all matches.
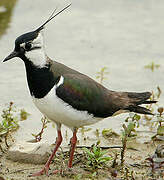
[36,3,71,32]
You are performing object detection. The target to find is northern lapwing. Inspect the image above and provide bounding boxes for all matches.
[3,4,156,176]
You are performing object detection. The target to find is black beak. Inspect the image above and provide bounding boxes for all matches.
[3,50,19,62]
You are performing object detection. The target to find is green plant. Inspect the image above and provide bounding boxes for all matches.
[0,102,19,147]
[144,61,160,72]
[157,107,164,127]
[125,113,141,131]
[152,107,164,141]
[83,141,112,172]
[102,128,119,138]
[121,118,138,166]
[31,116,50,142]
[96,67,109,84]
[20,109,30,121]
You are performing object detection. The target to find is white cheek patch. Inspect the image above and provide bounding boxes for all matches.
[25,48,46,68]
[24,32,47,68]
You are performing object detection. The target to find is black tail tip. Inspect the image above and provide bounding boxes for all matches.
[127,105,154,115]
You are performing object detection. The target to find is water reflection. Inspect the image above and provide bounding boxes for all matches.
[0,0,17,38]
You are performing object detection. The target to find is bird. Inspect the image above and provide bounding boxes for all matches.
[3,4,156,176]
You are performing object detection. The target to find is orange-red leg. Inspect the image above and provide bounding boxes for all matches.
[68,130,77,168]
[30,129,62,177]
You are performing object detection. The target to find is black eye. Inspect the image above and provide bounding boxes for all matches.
[25,43,32,50]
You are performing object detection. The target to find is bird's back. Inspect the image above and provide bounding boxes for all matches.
[48,58,155,117]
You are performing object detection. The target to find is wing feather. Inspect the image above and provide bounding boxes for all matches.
[56,74,114,118]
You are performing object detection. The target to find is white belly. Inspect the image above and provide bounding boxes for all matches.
[32,86,101,129]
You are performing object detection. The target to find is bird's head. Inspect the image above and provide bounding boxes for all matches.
[3,29,44,64]
[3,4,71,67]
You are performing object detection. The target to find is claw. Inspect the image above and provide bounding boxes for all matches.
[29,166,48,177]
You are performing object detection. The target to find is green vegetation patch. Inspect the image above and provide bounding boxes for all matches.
[0,0,17,38]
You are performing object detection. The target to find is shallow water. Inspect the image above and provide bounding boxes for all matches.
[0,0,164,145]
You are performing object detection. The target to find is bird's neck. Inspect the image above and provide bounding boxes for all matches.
[23,59,56,98]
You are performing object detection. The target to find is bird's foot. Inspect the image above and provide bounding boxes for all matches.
[29,165,50,177]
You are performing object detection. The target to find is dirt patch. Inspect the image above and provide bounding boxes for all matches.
[0,135,163,180]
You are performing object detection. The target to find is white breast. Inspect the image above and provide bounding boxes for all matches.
[32,76,101,129]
